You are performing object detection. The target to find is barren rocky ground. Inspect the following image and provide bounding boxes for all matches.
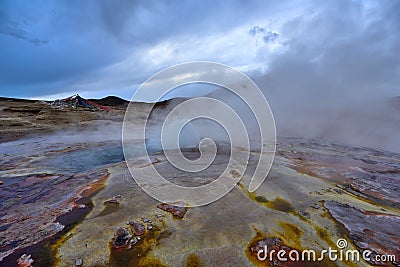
[0,97,127,143]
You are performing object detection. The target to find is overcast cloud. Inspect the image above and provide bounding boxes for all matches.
[1,1,397,99]
[0,0,305,98]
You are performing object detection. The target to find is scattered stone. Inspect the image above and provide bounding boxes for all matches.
[75,258,83,266]
[17,254,34,267]
[128,220,145,236]
[298,210,310,219]
[157,202,188,218]
[333,188,343,194]
[104,194,122,205]
[336,184,345,189]
[112,227,131,248]
[147,225,153,230]
[142,217,149,223]
[0,180,3,185]
[311,203,320,209]
[104,197,120,205]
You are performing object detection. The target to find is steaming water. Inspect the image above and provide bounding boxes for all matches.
[44,141,163,174]
[0,125,129,175]
[44,143,125,174]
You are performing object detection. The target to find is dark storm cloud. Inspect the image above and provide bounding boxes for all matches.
[0,0,294,97]
[0,10,48,45]
[248,26,278,43]
[0,1,125,97]
[248,26,266,36]
[262,32,278,43]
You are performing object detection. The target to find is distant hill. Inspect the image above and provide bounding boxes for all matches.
[89,96,129,107]
[0,97,38,103]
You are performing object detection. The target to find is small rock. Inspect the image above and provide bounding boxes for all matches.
[112,227,131,248]
[157,202,188,218]
[128,221,145,236]
[75,258,83,266]
[0,180,3,185]
[105,195,122,205]
[17,254,33,267]
[104,198,120,205]
[147,225,153,230]
[333,188,343,194]
[142,218,149,223]
[336,184,345,189]
[311,204,320,209]
[115,227,128,237]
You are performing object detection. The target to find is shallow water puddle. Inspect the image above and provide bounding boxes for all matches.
[42,143,125,174]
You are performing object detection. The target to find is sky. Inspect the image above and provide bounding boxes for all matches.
[1,0,397,100]
[0,0,399,151]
